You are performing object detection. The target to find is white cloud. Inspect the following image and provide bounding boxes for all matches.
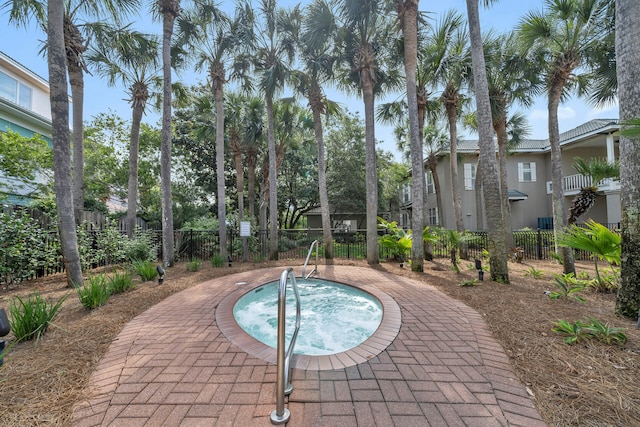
[587,101,619,119]
[557,106,576,120]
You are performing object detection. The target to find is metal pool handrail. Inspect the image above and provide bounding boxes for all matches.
[270,267,301,425]
[301,240,319,279]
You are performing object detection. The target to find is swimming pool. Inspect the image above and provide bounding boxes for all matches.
[233,278,383,356]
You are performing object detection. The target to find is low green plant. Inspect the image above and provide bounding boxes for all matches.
[551,319,588,344]
[552,318,627,345]
[583,318,627,345]
[210,254,224,268]
[132,260,158,282]
[459,278,480,287]
[586,267,620,293]
[77,274,112,309]
[524,266,545,279]
[550,251,563,264]
[576,271,591,280]
[9,293,67,343]
[548,273,586,302]
[186,258,201,272]
[107,270,135,294]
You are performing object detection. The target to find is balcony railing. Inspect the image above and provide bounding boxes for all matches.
[561,174,620,194]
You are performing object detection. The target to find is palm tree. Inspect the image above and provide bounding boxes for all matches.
[7,0,140,225]
[157,0,180,267]
[334,0,400,265]
[291,0,339,260]
[518,0,610,275]
[87,27,161,238]
[558,220,620,290]
[567,157,619,225]
[395,0,424,272]
[244,97,265,224]
[465,0,509,282]
[184,2,254,259]
[253,0,299,260]
[481,31,537,248]
[46,0,83,287]
[615,0,640,318]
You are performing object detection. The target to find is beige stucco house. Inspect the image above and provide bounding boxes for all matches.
[401,119,620,231]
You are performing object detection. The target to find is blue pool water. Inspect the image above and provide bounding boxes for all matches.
[233,279,383,356]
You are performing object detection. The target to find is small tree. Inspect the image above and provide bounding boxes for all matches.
[567,157,619,225]
[557,220,620,290]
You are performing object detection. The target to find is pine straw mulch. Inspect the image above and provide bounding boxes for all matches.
[0,258,639,426]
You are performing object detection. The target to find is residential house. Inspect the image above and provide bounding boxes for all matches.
[0,51,53,205]
[401,119,620,231]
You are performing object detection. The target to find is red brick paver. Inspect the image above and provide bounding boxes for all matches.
[72,266,546,426]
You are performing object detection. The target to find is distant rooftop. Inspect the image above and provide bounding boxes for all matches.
[453,119,619,154]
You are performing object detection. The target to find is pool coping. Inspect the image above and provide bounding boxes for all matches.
[216,276,402,371]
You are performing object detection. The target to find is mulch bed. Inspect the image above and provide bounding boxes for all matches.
[0,258,638,426]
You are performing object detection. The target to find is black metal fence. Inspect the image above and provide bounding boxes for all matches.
[3,227,595,284]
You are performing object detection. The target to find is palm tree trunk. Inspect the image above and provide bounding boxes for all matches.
[548,84,575,275]
[266,96,278,260]
[615,0,640,318]
[445,102,463,233]
[495,118,514,248]
[47,0,83,287]
[465,0,509,282]
[431,165,444,227]
[400,0,424,272]
[126,103,144,238]
[214,83,227,258]
[312,106,333,260]
[474,156,483,230]
[160,2,177,267]
[68,63,84,226]
[248,153,257,222]
[362,71,378,265]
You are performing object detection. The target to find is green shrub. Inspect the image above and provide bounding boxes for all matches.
[524,266,545,279]
[548,273,586,303]
[125,230,157,262]
[9,293,66,342]
[210,254,224,268]
[77,274,112,309]
[95,220,128,265]
[459,278,480,287]
[132,260,158,282]
[107,270,135,294]
[552,318,627,345]
[186,258,201,272]
[0,212,59,285]
[586,267,620,293]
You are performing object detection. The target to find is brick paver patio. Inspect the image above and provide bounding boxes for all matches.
[71,265,546,426]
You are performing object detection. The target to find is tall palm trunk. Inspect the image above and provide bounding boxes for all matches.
[48,0,83,287]
[126,100,144,238]
[399,0,424,272]
[311,104,333,260]
[615,0,640,318]
[443,96,463,233]
[494,117,514,248]
[247,149,257,222]
[474,156,483,230]
[68,63,84,226]
[548,83,575,275]
[266,96,278,260]
[214,79,227,259]
[466,0,508,282]
[64,18,85,226]
[159,0,178,267]
[362,70,378,265]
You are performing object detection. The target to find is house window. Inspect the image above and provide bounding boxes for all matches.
[518,162,537,182]
[464,163,477,190]
[0,71,31,109]
[402,183,411,204]
[428,207,438,225]
[425,171,434,194]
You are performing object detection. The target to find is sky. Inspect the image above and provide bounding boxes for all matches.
[0,0,618,160]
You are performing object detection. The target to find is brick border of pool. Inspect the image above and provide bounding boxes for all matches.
[72,265,546,427]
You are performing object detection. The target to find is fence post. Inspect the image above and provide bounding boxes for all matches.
[537,228,543,260]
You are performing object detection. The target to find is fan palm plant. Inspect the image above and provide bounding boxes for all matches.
[567,157,619,225]
[557,220,620,290]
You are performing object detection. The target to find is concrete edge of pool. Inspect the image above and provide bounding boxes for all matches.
[216,277,402,371]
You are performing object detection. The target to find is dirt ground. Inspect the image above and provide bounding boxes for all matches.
[0,257,638,426]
